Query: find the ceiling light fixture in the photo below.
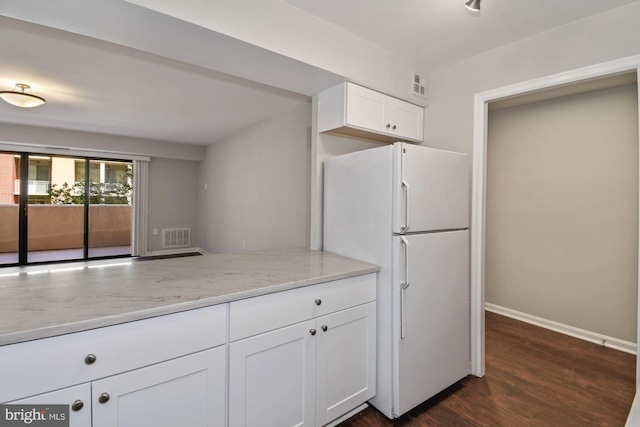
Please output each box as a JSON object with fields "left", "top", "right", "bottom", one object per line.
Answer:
{"left": 0, "top": 83, "right": 46, "bottom": 108}
{"left": 465, "top": 0, "right": 481, "bottom": 12}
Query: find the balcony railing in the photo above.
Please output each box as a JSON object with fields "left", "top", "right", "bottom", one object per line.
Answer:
{"left": 13, "top": 180, "right": 52, "bottom": 195}
{"left": 0, "top": 204, "right": 132, "bottom": 253}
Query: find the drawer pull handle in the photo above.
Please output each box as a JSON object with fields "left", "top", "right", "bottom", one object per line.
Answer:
{"left": 321, "top": 325, "right": 328, "bottom": 332}
{"left": 71, "top": 400, "right": 84, "bottom": 412}
{"left": 315, "top": 299, "right": 322, "bottom": 306}
{"left": 310, "top": 329, "right": 317, "bottom": 336}
{"left": 98, "top": 392, "right": 110, "bottom": 404}
{"left": 84, "top": 354, "right": 97, "bottom": 365}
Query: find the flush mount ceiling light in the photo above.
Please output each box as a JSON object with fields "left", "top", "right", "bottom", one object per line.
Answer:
{"left": 0, "top": 83, "right": 46, "bottom": 108}
{"left": 465, "top": 0, "right": 481, "bottom": 12}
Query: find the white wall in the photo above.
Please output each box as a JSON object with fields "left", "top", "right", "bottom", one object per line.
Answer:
{"left": 486, "top": 84, "right": 639, "bottom": 342}
{"left": 0, "top": 123, "right": 206, "bottom": 161}
{"left": 0, "top": 123, "right": 205, "bottom": 255}
{"left": 199, "top": 104, "right": 311, "bottom": 253}
{"left": 426, "top": 2, "right": 640, "bottom": 155}
{"left": 123, "top": 0, "right": 427, "bottom": 105}
{"left": 147, "top": 157, "right": 201, "bottom": 253}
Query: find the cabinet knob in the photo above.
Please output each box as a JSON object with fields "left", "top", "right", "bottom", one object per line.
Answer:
{"left": 315, "top": 299, "right": 322, "bottom": 306}
{"left": 386, "top": 123, "right": 391, "bottom": 129}
{"left": 84, "top": 354, "right": 97, "bottom": 365}
{"left": 71, "top": 400, "right": 84, "bottom": 412}
{"left": 310, "top": 329, "right": 317, "bottom": 336}
{"left": 321, "top": 325, "right": 328, "bottom": 332}
{"left": 392, "top": 125, "right": 397, "bottom": 130}
{"left": 98, "top": 392, "right": 110, "bottom": 404}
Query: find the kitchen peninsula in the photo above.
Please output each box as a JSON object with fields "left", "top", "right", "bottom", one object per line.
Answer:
{"left": 0, "top": 247, "right": 379, "bottom": 427}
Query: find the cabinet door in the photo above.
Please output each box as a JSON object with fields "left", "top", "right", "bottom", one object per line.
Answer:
{"left": 345, "top": 83, "right": 387, "bottom": 134}
{"left": 8, "top": 383, "right": 92, "bottom": 427}
{"left": 388, "top": 98, "right": 424, "bottom": 142}
{"left": 316, "top": 303, "right": 377, "bottom": 426}
{"left": 92, "top": 347, "right": 225, "bottom": 427}
{"left": 229, "top": 320, "right": 317, "bottom": 427}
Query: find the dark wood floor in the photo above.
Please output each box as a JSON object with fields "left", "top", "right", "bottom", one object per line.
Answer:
{"left": 339, "top": 311, "right": 636, "bottom": 427}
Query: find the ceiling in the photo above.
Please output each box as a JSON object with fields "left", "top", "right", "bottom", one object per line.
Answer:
{"left": 1, "top": 0, "right": 638, "bottom": 147}
{"left": 284, "top": 0, "right": 640, "bottom": 71}
{"left": 0, "top": 15, "right": 316, "bottom": 146}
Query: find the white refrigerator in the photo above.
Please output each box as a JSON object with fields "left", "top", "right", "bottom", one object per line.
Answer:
{"left": 323, "top": 142, "right": 470, "bottom": 419}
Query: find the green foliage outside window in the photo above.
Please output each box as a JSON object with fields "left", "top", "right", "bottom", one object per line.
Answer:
{"left": 49, "top": 167, "right": 132, "bottom": 205}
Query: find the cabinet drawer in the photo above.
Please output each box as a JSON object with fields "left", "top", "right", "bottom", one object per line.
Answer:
{"left": 0, "top": 304, "right": 227, "bottom": 403}
{"left": 229, "top": 273, "right": 376, "bottom": 341}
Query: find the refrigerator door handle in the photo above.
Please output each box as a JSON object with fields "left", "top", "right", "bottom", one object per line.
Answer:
{"left": 401, "top": 236, "right": 409, "bottom": 285}
{"left": 400, "top": 236, "right": 410, "bottom": 339}
{"left": 401, "top": 282, "right": 410, "bottom": 339}
{"left": 400, "top": 180, "right": 410, "bottom": 233}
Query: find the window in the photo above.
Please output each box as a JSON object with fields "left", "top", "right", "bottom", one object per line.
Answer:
{"left": 0, "top": 151, "right": 135, "bottom": 266}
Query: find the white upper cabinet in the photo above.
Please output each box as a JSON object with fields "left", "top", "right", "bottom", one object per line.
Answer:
{"left": 318, "top": 82, "right": 424, "bottom": 143}
{"left": 344, "top": 83, "right": 388, "bottom": 135}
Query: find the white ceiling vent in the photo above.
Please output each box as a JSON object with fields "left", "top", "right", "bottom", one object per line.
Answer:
{"left": 411, "top": 71, "right": 427, "bottom": 99}
{"left": 162, "top": 228, "right": 191, "bottom": 248}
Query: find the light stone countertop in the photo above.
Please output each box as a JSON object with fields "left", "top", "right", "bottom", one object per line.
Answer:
{"left": 0, "top": 247, "right": 379, "bottom": 346}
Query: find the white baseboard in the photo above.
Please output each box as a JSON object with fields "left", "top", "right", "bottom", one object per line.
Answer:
{"left": 145, "top": 247, "right": 203, "bottom": 257}
{"left": 485, "top": 303, "right": 637, "bottom": 355}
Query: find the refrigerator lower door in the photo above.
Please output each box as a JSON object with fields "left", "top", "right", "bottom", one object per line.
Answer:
{"left": 392, "top": 230, "right": 470, "bottom": 417}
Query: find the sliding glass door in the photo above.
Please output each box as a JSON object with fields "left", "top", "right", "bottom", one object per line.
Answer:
{"left": 88, "top": 159, "right": 132, "bottom": 258}
{"left": 0, "top": 151, "right": 133, "bottom": 266}
{"left": 28, "top": 155, "right": 85, "bottom": 263}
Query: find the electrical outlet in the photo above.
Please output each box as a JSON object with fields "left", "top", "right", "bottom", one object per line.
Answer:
{"left": 152, "top": 228, "right": 158, "bottom": 235}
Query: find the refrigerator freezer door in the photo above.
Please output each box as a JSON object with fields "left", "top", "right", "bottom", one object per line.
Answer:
{"left": 393, "top": 230, "right": 470, "bottom": 417}
{"left": 393, "top": 143, "right": 469, "bottom": 234}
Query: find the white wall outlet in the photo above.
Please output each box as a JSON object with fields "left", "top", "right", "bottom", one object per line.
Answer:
{"left": 411, "top": 71, "right": 428, "bottom": 99}
{"left": 152, "top": 228, "right": 158, "bottom": 235}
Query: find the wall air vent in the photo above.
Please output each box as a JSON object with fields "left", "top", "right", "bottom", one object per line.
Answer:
{"left": 412, "top": 71, "right": 427, "bottom": 99}
{"left": 162, "top": 228, "right": 191, "bottom": 248}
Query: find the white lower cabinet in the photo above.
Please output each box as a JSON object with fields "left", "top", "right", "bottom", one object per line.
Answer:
{"left": 3, "top": 274, "right": 377, "bottom": 427}
{"left": 1, "top": 305, "right": 228, "bottom": 427}
{"left": 229, "top": 320, "right": 317, "bottom": 427}
{"left": 8, "top": 348, "right": 226, "bottom": 427}
{"left": 229, "top": 302, "right": 376, "bottom": 427}
{"left": 315, "top": 303, "right": 376, "bottom": 427}
{"left": 93, "top": 347, "right": 226, "bottom": 427}
{"left": 9, "top": 384, "right": 92, "bottom": 427}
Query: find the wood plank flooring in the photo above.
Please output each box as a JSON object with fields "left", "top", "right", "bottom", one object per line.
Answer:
{"left": 338, "top": 311, "right": 636, "bottom": 426}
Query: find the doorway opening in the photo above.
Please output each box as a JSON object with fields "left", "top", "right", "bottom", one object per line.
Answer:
{"left": 485, "top": 80, "right": 638, "bottom": 349}
{"left": 470, "top": 55, "right": 640, "bottom": 383}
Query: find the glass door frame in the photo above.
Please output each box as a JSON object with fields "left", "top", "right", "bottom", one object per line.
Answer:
{"left": 7, "top": 152, "right": 133, "bottom": 266}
